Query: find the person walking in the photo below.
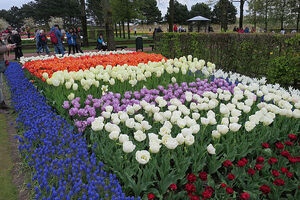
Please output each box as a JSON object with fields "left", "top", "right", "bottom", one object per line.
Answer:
{"left": 37, "top": 30, "right": 50, "bottom": 55}
{"left": 74, "top": 28, "right": 83, "bottom": 53}
{"left": 50, "top": 25, "right": 64, "bottom": 55}
{"left": 0, "top": 41, "right": 15, "bottom": 109}
{"left": 11, "top": 30, "right": 23, "bottom": 60}
{"left": 34, "top": 29, "right": 41, "bottom": 54}
{"left": 66, "top": 28, "right": 76, "bottom": 55}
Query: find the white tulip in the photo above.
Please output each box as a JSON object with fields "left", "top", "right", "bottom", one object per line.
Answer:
{"left": 149, "top": 142, "right": 161, "bottom": 153}
{"left": 119, "top": 134, "right": 129, "bottom": 144}
{"left": 245, "top": 121, "right": 256, "bottom": 132}
{"left": 123, "top": 141, "right": 136, "bottom": 153}
{"left": 176, "top": 133, "right": 185, "bottom": 145}
{"left": 229, "top": 123, "right": 242, "bottom": 132}
{"left": 217, "top": 124, "right": 229, "bottom": 135}
{"left": 184, "top": 134, "right": 195, "bottom": 146}
{"left": 72, "top": 83, "right": 78, "bottom": 90}
{"left": 221, "top": 118, "right": 229, "bottom": 126}
{"left": 109, "top": 131, "right": 120, "bottom": 140}
{"left": 207, "top": 144, "right": 216, "bottom": 154}
{"left": 67, "top": 93, "right": 75, "bottom": 101}
{"left": 135, "top": 150, "right": 150, "bottom": 164}
{"left": 165, "top": 137, "right": 179, "bottom": 149}
{"left": 201, "top": 117, "right": 209, "bottom": 125}
{"left": 134, "top": 130, "right": 147, "bottom": 142}
{"left": 211, "top": 130, "right": 221, "bottom": 139}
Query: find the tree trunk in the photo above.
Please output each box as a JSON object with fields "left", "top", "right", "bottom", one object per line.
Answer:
{"left": 168, "top": 0, "right": 174, "bottom": 32}
{"left": 103, "top": 0, "right": 115, "bottom": 50}
{"left": 297, "top": 9, "right": 300, "bottom": 31}
{"left": 79, "top": 0, "right": 89, "bottom": 46}
{"left": 127, "top": 20, "right": 130, "bottom": 39}
{"left": 119, "top": 22, "right": 122, "bottom": 38}
{"left": 280, "top": 0, "right": 286, "bottom": 30}
{"left": 264, "top": 0, "right": 268, "bottom": 31}
{"left": 115, "top": 23, "right": 118, "bottom": 38}
{"left": 254, "top": 10, "right": 257, "bottom": 29}
{"left": 239, "top": 0, "right": 245, "bottom": 29}
{"left": 122, "top": 21, "right": 125, "bottom": 39}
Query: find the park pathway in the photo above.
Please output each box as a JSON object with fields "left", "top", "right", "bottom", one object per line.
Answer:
{"left": 0, "top": 78, "right": 29, "bottom": 200}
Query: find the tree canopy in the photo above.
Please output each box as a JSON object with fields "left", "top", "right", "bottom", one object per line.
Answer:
{"left": 165, "top": 0, "right": 190, "bottom": 24}
{"left": 190, "top": 3, "right": 212, "bottom": 19}
{"left": 212, "top": 0, "right": 237, "bottom": 31}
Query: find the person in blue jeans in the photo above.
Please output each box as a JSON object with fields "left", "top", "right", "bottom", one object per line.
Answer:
{"left": 37, "top": 30, "right": 50, "bottom": 55}
{"left": 66, "top": 28, "right": 77, "bottom": 55}
{"left": 50, "top": 25, "right": 64, "bottom": 55}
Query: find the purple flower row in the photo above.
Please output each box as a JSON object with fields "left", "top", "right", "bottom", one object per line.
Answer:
{"left": 63, "top": 78, "right": 236, "bottom": 132}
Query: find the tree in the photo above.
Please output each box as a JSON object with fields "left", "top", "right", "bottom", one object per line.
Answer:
{"left": 169, "top": 0, "right": 174, "bottom": 32}
{"left": 78, "top": 0, "right": 89, "bottom": 46}
{"left": 103, "top": 0, "right": 115, "bottom": 50}
{"left": 189, "top": 3, "right": 212, "bottom": 19}
{"left": 137, "top": 0, "right": 162, "bottom": 24}
{"left": 0, "top": 18, "right": 9, "bottom": 32}
{"left": 87, "top": 0, "right": 104, "bottom": 26}
{"left": 23, "top": 17, "right": 35, "bottom": 29}
{"left": 166, "top": 0, "right": 190, "bottom": 26}
{"left": 33, "top": 0, "right": 81, "bottom": 26}
{"left": 288, "top": 0, "right": 300, "bottom": 31}
{"left": 212, "top": 0, "right": 237, "bottom": 31}
{"left": 0, "top": 6, "right": 23, "bottom": 28}
{"left": 48, "top": 17, "right": 64, "bottom": 28}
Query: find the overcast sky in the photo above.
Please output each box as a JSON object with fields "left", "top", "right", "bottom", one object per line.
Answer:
{"left": 0, "top": 0, "right": 243, "bottom": 16}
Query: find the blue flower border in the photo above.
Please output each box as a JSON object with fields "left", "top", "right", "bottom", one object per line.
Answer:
{"left": 5, "top": 62, "right": 138, "bottom": 200}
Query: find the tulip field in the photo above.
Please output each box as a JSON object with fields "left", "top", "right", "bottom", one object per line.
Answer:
{"left": 5, "top": 50, "right": 300, "bottom": 200}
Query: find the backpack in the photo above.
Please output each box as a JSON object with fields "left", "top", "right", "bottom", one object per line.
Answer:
{"left": 50, "top": 30, "right": 58, "bottom": 44}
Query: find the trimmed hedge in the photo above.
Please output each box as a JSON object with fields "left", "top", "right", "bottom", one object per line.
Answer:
{"left": 155, "top": 33, "right": 300, "bottom": 87}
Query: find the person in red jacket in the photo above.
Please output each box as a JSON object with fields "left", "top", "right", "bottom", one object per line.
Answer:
{"left": 173, "top": 24, "right": 178, "bottom": 32}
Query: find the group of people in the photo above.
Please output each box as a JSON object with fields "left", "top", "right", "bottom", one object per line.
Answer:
{"left": 35, "top": 25, "right": 83, "bottom": 56}
{"left": 233, "top": 26, "right": 255, "bottom": 33}
{"left": 1, "top": 26, "right": 23, "bottom": 60}
{"left": 173, "top": 24, "right": 187, "bottom": 32}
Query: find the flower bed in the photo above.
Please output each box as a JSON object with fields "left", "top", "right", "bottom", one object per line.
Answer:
{"left": 5, "top": 62, "right": 136, "bottom": 200}
{"left": 10, "top": 51, "right": 300, "bottom": 199}
{"left": 23, "top": 52, "right": 167, "bottom": 79}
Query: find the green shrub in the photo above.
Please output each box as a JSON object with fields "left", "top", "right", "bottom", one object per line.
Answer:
{"left": 268, "top": 55, "right": 300, "bottom": 86}
{"left": 155, "top": 33, "right": 300, "bottom": 88}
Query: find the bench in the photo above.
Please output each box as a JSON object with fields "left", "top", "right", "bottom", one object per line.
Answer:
{"left": 149, "top": 44, "right": 155, "bottom": 51}
{"left": 116, "top": 45, "right": 128, "bottom": 50}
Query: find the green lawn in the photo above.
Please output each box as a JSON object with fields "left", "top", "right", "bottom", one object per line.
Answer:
{"left": 0, "top": 114, "right": 18, "bottom": 200}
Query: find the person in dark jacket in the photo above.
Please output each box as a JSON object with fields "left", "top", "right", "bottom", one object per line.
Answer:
{"left": 66, "top": 28, "right": 76, "bottom": 55}
{"left": 11, "top": 30, "right": 23, "bottom": 60}
{"left": 74, "top": 28, "right": 83, "bottom": 53}
{"left": 37, "top": 30, "right": 50, "bottom": 55}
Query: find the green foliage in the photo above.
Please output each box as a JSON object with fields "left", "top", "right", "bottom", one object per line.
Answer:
{"left": 268, "top": 55, "right": 300, "bottom": 86}
{"left": 165, "top": 0, "right": 190, "bottom": 25}
{"left": 212, "top": 0, "right": 237, "bottom": 31}
{"left": 190, "top": 3, "right": 212, "bottom": 19}
{"left": 136, "top": 0, "right": 162, "bottom": 24}
{"left": 155, "top": 33, "right": 300, "bottom": 87}
{"left": 87, "top": 0, "right": 104, "bottom": 26}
